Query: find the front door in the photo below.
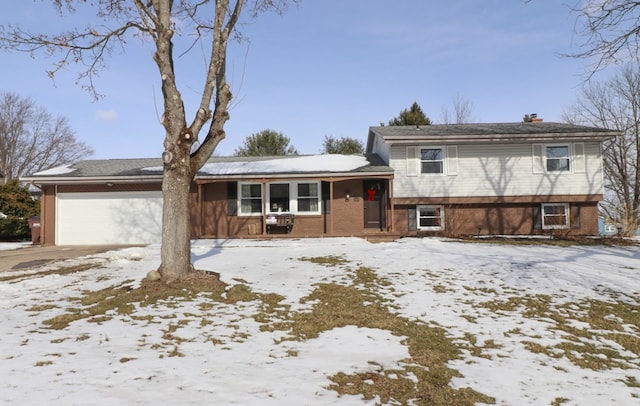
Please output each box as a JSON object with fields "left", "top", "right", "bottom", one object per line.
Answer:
{"left": 363, "top": 180, "right": 386, "bottom": 230}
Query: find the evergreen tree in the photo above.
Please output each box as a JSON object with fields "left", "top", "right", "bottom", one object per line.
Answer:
{"left": 388, "top": 102, "right": 432, "bottom": 126}
{"left": 234, "top": 129, "right": 299, "bottom": 156}
{"left": 321, "top": 136, "right": 364, "bottom": 154}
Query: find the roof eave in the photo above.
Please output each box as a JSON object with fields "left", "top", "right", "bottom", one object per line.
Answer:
{"left": 195, "top": 170, "right": 393, "bottom": 180}
{"left": 379, "top": 132, "right": 620, "bottom": 144}
{"left": 20, "top": 175, "right": 164, "bottom": 185}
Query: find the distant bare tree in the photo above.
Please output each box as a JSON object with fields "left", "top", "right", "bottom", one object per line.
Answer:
{"left": 440, "top": 94, "right": 474, "bottom": 124}
{"left": 0, "top": 92, "right": 93, "bottom": 181}
{"left": 563, "top": 64, "right": 640, "bottom": 235}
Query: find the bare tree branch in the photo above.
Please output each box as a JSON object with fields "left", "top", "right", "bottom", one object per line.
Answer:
{"left": 570, "top": 0, "right": 640, "bottom": 76}
{"left": 0, "top": 92, "right": 93, "bottom": 180}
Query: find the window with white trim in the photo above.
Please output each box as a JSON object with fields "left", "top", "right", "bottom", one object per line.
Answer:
{"left": 239, "top": 183, "right": 262, "bottom": 215}
{"left": 267, "top": 181, "right": 321, "bottom": 215}
{"left": 297, "top": 183, "right": 319, "bottom": 213}
{"left": 420, "top": 148, "right": 444, "bottom": 174}
{"left": 269, "top": 183, "right": 290, "bottom": 212}
{"left": 541, "top": 203, "right": 569, "bottom": 229}
{"left": 417, "top": 205, "right": 444, "bottom": 230}
{"left": 546, "top": 145, "right": 570, "bottom": 172}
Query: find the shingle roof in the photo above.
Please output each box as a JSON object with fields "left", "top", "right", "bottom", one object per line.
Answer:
{"left": 367, "top": 122, "right": 620, "bottom": 152}
{"left": 21, "top": 154, "right": 392, "bottom": 183}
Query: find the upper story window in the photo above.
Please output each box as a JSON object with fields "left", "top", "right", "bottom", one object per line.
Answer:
{"left": 420, "top": 148, "right": 444, "bottom": 174}
{"left": 533, "top": 143, "right": 584, "bottom": 175}
{"left": 239, "top": 183, "right": 262, "bottom": 215}
{"left": 546, "top": 145, "right": 570, "bottom": 172}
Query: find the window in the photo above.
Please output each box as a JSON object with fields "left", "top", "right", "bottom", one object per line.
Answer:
{"left": 542, "top": 204, "right": 569, "bottom": 229}
{"left": 420, "top": 148, "right": 444, "bottom": 174}
{"left": 239, "top": 183, "right": 262, "bottom": 215}
{"left": 267, "top": 181, "right": 321, "bottom": 215}
{"left": 417, "top": 205, "right": 444, "bottom": 231}
{"left": 269, "top": 183, "right": 290, "bottom": 212}
{"left": 297, "top": 183, "right": 319, "bottom": 213}
{"left": 546, "top": 145, "right": 570, "bottom": 172}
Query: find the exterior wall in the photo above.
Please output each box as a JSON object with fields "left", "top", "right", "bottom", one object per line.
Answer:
{"left": 394, "top": 198, "right": 600, "bottom": 237}
{"left": 39, "top": 183, "right": 162, "bottom": 245}
{"left": 329, "top": 179, "right": 366, "bottom": 235}
{"left": 390, "top": 142, "right": 604, "bottom": 199}
{"left": 194, "top": 179, "right": 373, "bottom": 238}
{"left": 40, "top": 185, "right": 56, "bottom": 245}
{"left": 371, "top": 133, "right": 391, "bottom": 163}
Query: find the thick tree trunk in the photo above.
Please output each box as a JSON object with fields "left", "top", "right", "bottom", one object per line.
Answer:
{"left": 158, "top": 158, "right": 194, "bottom": 283}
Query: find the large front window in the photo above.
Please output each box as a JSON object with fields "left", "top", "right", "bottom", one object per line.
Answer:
{"left": 542, "top": 203, "right": 569, "bottom": 229}
{"left": 240, "top": 183, "right": 262, "bottom": 215}
{"left": 417, "top": 205, "right": 444, "bottom": 230}
{"left": 420, "top": 148, "right": 444, "bottom": 174}
{"left": 267, "top": 181, "right": 321, "bottom": 214}
{"left": 269, "top": 183, "right": 290, "bottom": 212}
{"left": 546, "top": 145, "right": 570, "bottom": 172}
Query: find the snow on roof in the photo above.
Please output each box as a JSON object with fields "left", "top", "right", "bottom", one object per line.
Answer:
{"left": 32, "top": 164, "right": 76, "bottom": 176}
{"left": 144, "top": 155, "right": 371, "bottom": 175}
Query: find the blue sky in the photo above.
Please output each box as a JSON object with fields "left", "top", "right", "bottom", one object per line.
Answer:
{"left": 0, "top": 1, "right": 604, "bottom": 159}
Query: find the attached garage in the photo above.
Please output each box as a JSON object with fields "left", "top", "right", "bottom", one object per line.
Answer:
{"left": 56, "top": 191, "right": 163, "bottom": 245}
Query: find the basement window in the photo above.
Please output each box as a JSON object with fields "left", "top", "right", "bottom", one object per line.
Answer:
{"left": 541, "top": 203, "right": 569, "bottom": 229}
{"left": 417, "top": 205, "right": 444, "bottom": 231}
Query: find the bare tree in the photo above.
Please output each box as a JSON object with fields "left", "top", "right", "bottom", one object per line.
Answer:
{"left": 571, "top": 1, "right": 640, "bottom": 74}
{"left": 563, "top": 64, "right": 640, "bottom": 235}
{"left": 0, "top": 92, "right": 93, "bottom": 181}
{"left": 0, "top": 0, "right": 295, "bottom": 282}
{"left": 440, "top": 94, "right": 474, "bottom": 124}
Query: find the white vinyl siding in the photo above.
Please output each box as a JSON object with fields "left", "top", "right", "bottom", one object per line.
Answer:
{"left": 390, "top": 142, "right": 603, "bottom": 198}
{"left": 56, "top": 191, "right": 162, "bottom": 245}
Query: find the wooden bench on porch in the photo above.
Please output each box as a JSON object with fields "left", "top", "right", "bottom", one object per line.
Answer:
{"left": 266, "top": 213, "right": 295, "bottom": 234}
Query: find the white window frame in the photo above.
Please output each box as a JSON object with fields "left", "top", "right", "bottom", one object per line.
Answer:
{"left": 266, "top": 181, "right": 321, "bottom": 215}
{"left": 296, "top": 182, "right": 320, "bottom": 213}
{"left": 541, "top": 203, "right": 570, "bottom": 229}
{"left": 417, "top": 205, "right": 445, "bottom": 231}
{"left": 420, "top": 147, "right": 445, "bottom": 175}
{"left": 238, "top": 182, "right": 263, "bottom": 216}
{"left": 545, "top": 144, "right": 571, "bottom": 172}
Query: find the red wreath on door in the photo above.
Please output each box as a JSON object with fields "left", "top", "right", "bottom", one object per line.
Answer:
{"left": 367, "top": 188, "right": 376, "bottom": 201}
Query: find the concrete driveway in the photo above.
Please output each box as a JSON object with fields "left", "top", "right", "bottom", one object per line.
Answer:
{"left": 0, "top": 245, "right": 134, "bottom": 271}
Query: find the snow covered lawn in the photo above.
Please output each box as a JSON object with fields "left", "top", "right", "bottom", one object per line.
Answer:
{"left": 1, "top": 237, "right": 640, "bottom": 405}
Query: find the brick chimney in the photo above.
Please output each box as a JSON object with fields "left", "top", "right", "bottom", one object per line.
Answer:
{"left": 530, "top": 113, "right": 543, "bottom": 123}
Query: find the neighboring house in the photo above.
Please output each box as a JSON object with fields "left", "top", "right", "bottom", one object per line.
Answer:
{"left": 366, "top": 122, "right": 618, "bottom": 237}
{"left": 20, "top": 122, "right": 619, "bottom": 245}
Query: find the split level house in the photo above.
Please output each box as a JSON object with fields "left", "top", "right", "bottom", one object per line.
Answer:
{"left": 21, "top": 122, "right": 619, "bottom": 245}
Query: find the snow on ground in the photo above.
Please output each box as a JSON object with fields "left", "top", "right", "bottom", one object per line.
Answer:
{"left": 1, "top": 237, "right": 640, "bottom": 405}
{"left": 0, "top": 242, "right": 32, "bottom": 251}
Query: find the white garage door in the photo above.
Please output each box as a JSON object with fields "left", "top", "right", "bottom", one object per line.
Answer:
{"left": 56, "top": 191, "right": 163, "bottom": 245}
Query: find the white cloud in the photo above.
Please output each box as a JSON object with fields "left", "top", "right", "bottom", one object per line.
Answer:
{"left": 95, "top": 109, "right": 119, "bottom": 123}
